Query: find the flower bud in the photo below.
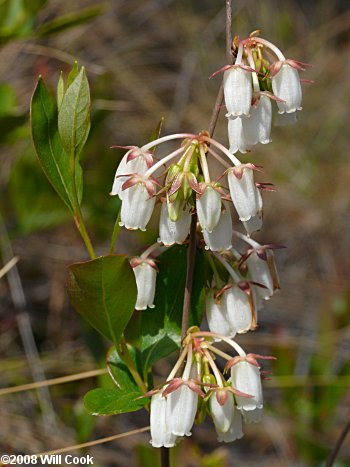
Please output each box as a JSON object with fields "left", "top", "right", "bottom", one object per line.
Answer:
{"left": 231, "top": 360, "right": 263, "bottom": 411}
{"left": 150, "top": 393, "right": 177, "bottom": 448}
{"left": 131, "top": 260, "right": 157, "bottom": 310}
{"left": 272, "top": 63, "right": 302, "bottom": 114}
{"left": 196, "top": 186, "right": 222, "bottom": 233}
{"left": 120, "top": 183, "right": 156, "bottom": 231}
{"left": 158, "top": 202, "right": 191, "bottom": 246}
{"left": 224, "top": 67, "right": 252, "bottom": 118}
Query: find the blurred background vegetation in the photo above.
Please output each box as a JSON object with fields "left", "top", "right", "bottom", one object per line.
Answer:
{"left": 0, "top": 0, "right": 349, "bottom": 466}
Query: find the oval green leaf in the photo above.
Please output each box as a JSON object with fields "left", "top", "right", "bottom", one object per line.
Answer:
{"left": 67, "top": 255, "right": 137, "bottom": 344}
{"left": 84, "top": 388, "right": 147, "bottom": 416}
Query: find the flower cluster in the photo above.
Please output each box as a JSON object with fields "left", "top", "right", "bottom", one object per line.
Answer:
{"left": 214, "top": 31, "right": 311, "bottom": 153}
{"left": 144, "top": 328, "right": 275, "bottom": 447}
{"left": 109, "top": 31, "right": 309, "bottom": 447}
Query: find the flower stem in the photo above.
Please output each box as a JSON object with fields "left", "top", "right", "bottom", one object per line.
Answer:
{"left": 145, "top": 147, "right": 185, "bottom": 178}
{"left": 118, "top": 338, "right": 147, "bottom": 393}
{"left": 160, "top": 448, "right": 170, "bottom": 467}
{"left": 199, "top": 145, "right": 211, "bottom": 183}
{"left": 70, "top": 154, "right": 96, "bottom": 260}
{"left": 109, "top": 210, "right": 121, "bottom": 254}
{"left": 181, "top": 214, "right": 197, "bottom": 341}
{"left": 142, "top": 133, "right": 195, "bottom": 152}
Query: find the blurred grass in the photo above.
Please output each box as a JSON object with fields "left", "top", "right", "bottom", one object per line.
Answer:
{"left": 0, "top": 0, "right": 349, "bottom": 466}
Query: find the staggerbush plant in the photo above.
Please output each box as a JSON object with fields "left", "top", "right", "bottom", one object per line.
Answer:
{"left": 30, "top": 2, "right": 311, "bottom": 463}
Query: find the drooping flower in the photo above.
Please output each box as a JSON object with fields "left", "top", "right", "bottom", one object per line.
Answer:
{"left": 209, "top": 390, "right": 234, "bottom": 433}
{"left": 130, "top": 257, "right": 158, "bottom": 310}
{"left": 227, "top": 164, "right": 263, "bottom": 231}
{"left": 164, "top": 355, "right": 201, "bottom": 437}
{"left": 216, "top": 404, "right": 244, "bottom": 443}
{"left": 243, "top": 95, "right": 272, "bottom": 146}
{"left": 205, "top": 288, "right": 236, "bottom": 337}
{"left": 225, "top": 283, "right": 256, "bottom": 334}
{"left": 227, "top": 117, "right": 252, "bottom": 155}
{"left": 158, "top": 202, "right": 192, "bottom": 246}
{"left": 196, "top": 185, "right": 222, "bottom": 233}
{"left": 245, "top": 249, "right": 280, "bottom": 300}
{"left": 271, "top": 62, "right": 302, "bottom": 114}
{"left": 110, "top": 147, "right": 153, "bottom": 199}
{"left": 203, "top": 204, "right": 232, "bottom": 251}
{"left": 224, "top": 66, "right": 253, "bottom": 118}
{"left": 150, "top": 393, "right": 177, "bottom": 447}
{"left": 230, "top": 359, "right": 263, "bottom": 411}
{"left": 119, "top": 175, "right": 157, "bottom": 231}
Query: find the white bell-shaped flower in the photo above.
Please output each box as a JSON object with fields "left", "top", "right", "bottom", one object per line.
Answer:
{"left": 196, "top": 186, "right": 221, "bottom": 233}
{"left": 210, "top": 391, "right": 234, "bottom": 433}
{"left": 120, "top": 183, "right": 156, "bottom": 231}
{"left": 241, "top": 407, "right": 263, "bottom": 424}
{"left": 203, "top": 206, "right": 232, "bottom": 251}
{"left": 216, "top": 404, "right": 244, "bottom": 443}
{"left": 111, "top": 149, "right": 150, "bottom": 199}
{"left": 243, "top": 96, "right": 272, "bottom": 146}
{"left": 158, "top": 202, "right": 191, "bottom": 246}
{"left": 224, "top": 67, "right": 252, "bottom": 118}
{"left": 246, "top": 250, "right": 279, "bottom": 300}
{"left": 150, "top": 393, "right": 177, "bottom": 448}
{"left": 225, "top": 285, "right": 255, "bottom": 334}
{"left": 227, "top": 117, "right": 252, "bottom": 154}
{"left": 231, "top": 360, "right": 263, "bottom": 411}
{"left": 272, "top": 63, "right": 302, "bottom": 114}
{"left": 166, "top": 383, "right": 198, "bottom": 437}
{"left": 205, "top": 289, "right": 236, "bottom": 337}
{"left": 132, "top": 260, "right": 157, "bottom": 310}
{"left": 227, "top": 166, "right": 262, "bottom": 223}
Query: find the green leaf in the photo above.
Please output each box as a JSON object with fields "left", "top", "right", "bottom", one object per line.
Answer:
{"left": 148, "top": 117, "right": 164, "bottom": 153}
{"left": 67, "top": 255, "right": 137, "bottom": 343}
{"left": 106, "top": 346, "right": 139, "bottom": 391}
{"left": 66, "top": 61, "right": 79, "bottom": 89}
{"left": 58, "top": 67, "right": 91, "bottom": 158}
{"left": 140, "top": 246, "right": 206, "bottom": 371}
{"left": 35, "top": 5, "right": 105, "bottom": 37}
{"left": 84, "top": 388, "right": 147, "bottom": 416}
{"left": 30, "top": 77, "right": 83, "bottom": 212}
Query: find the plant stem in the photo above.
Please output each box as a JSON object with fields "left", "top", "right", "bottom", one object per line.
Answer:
{"left": 325, "top": 415, "right": 350, "bottom": 467}
{"left": 207, "top": 0, "right": 234, "bottom": 138}
{"left": 161, "top": 448, "right": 170, "bottom": 467}
{"left": 69, "top": 155, "right": 96, "bottom": 259}
{"left": 109, "top": 210, "right": 121, "bottom": 254}
{"left": 119, "top": 338, "right": 148, "bottom": 393}
{"left": 181, "top": 214, "right": 197, "bottom": 341}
